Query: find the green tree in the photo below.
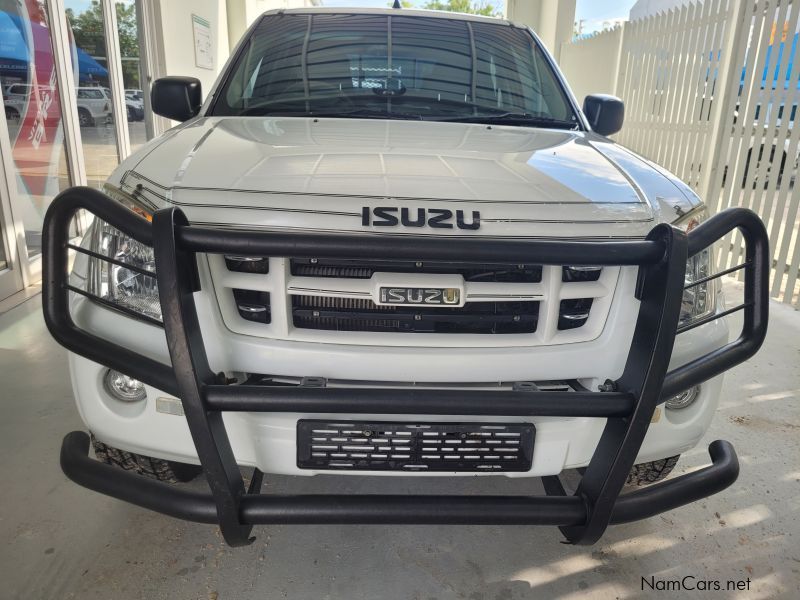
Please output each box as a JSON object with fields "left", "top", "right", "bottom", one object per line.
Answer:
{"left": 387, "top": 1, "right": 415, "bottom": 7}
{"left": 422, "top": 0, "right": 500, "bottom": 17}
{"left": 66, "top": 1, "right": 140, "bottom": 89}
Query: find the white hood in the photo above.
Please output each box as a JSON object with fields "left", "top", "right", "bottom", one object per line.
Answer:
{"left": 115, "top": 117, "right": 698, "bottom": 238}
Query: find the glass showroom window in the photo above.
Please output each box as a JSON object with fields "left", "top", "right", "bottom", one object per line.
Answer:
{"left": 0, "top": 203, "right": 7, "bottom": 271}
{"left": 65, "top": 0, "right": 121, "bottom": 189}
{"left": 1, "top": 0, "right": 74, "bottom": 260}
{"left": 118, "top": 0, "right": 145, "bottom": 152}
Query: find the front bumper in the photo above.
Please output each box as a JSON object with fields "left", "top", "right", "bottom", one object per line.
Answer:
{"left": 61, "top": 430, "right": 739, "bottom": 527}
{"left": 42, "top": 187, "right": 769, "bottom": 546}
{"left": 67, "top": 351, "right": 726, "bottom": 477}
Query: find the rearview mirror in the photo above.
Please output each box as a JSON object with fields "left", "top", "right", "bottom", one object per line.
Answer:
{"left": 583, "top": 94, "right": 624, "bottom": 137}
{"left": 151, "top": 77, "right": 202, "bottom": 122}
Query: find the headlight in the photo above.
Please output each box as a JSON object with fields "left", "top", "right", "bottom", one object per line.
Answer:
{"left": 80, "top": 192, "right": 161, "bottom": 322}
{"left": 674, "top": 209, "right": 717, "bottom": 328}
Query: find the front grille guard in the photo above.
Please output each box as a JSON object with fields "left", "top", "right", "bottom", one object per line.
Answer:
{"left": 43, "top": 187, "right": 769, "bottom": 547}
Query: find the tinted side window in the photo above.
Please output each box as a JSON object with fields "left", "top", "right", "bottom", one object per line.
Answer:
{"left": 78, "top": 89, "right": 102, "bottom": 99}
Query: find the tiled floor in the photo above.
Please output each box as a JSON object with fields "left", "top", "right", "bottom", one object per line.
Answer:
{"left": 0, "top": 283, "right": 797, "bottom": 599}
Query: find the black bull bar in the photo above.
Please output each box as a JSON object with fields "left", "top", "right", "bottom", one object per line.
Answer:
{"left": 43, "top": 187, "right": 769, "bottom": 546}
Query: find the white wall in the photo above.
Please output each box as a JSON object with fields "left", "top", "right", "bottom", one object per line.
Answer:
{"left": 507, "top": 0, "right": 576, "bottom": 61}
{"left": 559, "top": 25, "right": 624, "bottom": 104}
{"left": 154, "top": 0, "right": 230, "bottom": 94}
{"left": 227, "top": 0, "right": 320, "bottom": 51}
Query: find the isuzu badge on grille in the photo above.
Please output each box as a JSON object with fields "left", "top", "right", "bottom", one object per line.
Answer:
{"left": 378, "top": 287, "right": 461, "bottom": 306}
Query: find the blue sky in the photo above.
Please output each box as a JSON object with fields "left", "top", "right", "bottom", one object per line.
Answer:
{"left": 576, "top": 0, "right": 636, "bottom": 23}
{"left": 322, "top": 0, "right": 637, "bottom": 22}
{"left": 64, "top": 0, "right": 97, "bottom": 11}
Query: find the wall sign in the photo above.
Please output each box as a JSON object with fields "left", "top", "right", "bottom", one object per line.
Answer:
{"left": 191, "top": 14, "right": 213, "bottom": 70}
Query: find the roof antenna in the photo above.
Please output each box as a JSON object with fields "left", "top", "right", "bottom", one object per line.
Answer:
{"left": 392, "top": 0, "right": 402, "bottom": 8}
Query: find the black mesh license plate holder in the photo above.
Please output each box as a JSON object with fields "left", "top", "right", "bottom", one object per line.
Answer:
{"left": 297, "top": 420, "right": 535, "bottom": 472}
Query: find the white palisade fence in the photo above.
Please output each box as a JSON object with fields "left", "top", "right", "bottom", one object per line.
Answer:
{"left": 561, "top": 0, "right": 800, "bottom": 306}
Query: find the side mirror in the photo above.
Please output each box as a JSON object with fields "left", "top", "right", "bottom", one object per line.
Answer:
{"left": 151, "top": 77, "right": 202, "bottom": 122}
{"left": 583, "top": 94, "right": 624, "bottom": 136}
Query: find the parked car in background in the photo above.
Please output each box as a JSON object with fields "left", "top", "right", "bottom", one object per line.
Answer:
{"left": 2, "top": 83, "right": 28, "bottom": 123}
{"left": 125, "top": 98, "right": 144, "bottom": 122}
{"left": 3, "top": 83, "right": 61, "bottom": 123}
{"left": 75, "top": 86, "right": 113, "bottom": 127}
{"left": 740, "top": 100, "right": 797, "bottom": 189}
{"left": 4, "top": 83, "right": 112, "bottom": 127}
{"left": 737, "top": 29, "right": 799, "bottom": 188}
{"left": 109, "top": 88, "right": 144, "bottom": 122}
{"left": 4, "top": 82, "right": 145, "bottom": 127}
{"left": 125, "top": 89, "right": 143, "bottom": 106}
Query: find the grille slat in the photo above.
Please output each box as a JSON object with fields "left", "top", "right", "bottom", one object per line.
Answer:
{"left": 292, "top": 295, "right": 539, "bottom": 334}
{"left": 293, "top": 296, "right": 384, "bottom": 311}
{"left": 293, "top": 264, "right": 373, "bottom": 278}
{"left": 291, "top": 258, "right": 543, "bottom": 283}
{"left": 298, "top": 420, "right": 535, "bottom": 472}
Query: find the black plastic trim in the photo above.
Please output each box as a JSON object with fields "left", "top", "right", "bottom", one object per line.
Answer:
{"left": 42, "top": 187, "right": 769, "bottom": 547}
{"left": 204, "top": 386, "right": 635, "bottom": 417}
{"left": 661, "top": 208, "right": 769, "bottom": 399}
{"left": 61, "top": 431, "right": 739, "bottom": 526}
{"left": 177, "top": 224, "right": 664, "bottom": 265}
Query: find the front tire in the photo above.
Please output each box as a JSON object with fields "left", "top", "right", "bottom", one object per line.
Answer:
{"left": 625, "top": 455, "right": 679, "bottom": 486}
{"left": 91, "top": 435, "right": 202, "bottom": 483}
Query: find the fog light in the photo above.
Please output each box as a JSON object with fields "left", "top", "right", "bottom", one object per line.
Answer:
{"left": 665, "top": 385, "right": 700, "bottom": 410}
{"left": 103, "top": 369, "right": 147, "bottom": 402}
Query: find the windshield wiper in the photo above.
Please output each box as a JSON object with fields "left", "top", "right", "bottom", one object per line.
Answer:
{"left": 310, "top": 109, "right": 423, "bottom": 121}
{"left": 432, "top": 113, "right": 579, "bottom": 129}
{"left": 239, "top": 106, "right": 307, "bottom": 116}
{"left": 239, "top": 106, "right": 423, "bottom": 120}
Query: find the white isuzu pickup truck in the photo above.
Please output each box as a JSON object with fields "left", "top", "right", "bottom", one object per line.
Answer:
{"left": 43, "top": 7, "right": 770, "bottom": 546}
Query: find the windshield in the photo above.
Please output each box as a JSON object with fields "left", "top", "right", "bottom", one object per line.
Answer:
{"left": 211, "top": 13, "right": 579, "bottom": 128}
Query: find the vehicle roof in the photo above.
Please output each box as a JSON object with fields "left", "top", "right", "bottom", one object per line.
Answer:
{"left": 260, "top": 7, "right": 520, "bottom": 28}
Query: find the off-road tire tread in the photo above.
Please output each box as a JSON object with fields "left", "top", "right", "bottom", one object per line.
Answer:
{"left": 91, "top": 435, "right": 201, "bottom": 483}
{"left": 625, "top": 455, "right": 680, "bottom": 486}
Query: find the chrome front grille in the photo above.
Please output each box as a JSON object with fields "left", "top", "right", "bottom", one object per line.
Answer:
{"left": 207, "top": 254, "right": 621, "bottom": 347}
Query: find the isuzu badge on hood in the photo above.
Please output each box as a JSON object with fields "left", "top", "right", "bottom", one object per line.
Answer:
{"left": 362, "top": 207, "right": 480, "bottom": 230}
